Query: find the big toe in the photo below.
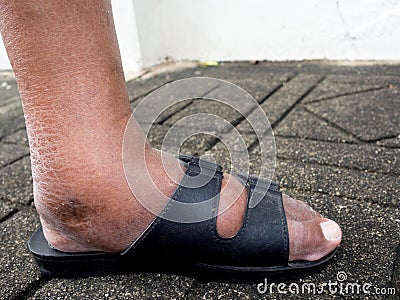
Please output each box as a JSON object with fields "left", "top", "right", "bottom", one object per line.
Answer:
{"left": 288, "top": 218, "right": 342, "bottom": 261}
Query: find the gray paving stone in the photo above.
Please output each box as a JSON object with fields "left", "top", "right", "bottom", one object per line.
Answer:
{"left": 211, "top": 131, "right": 257, "bottom": 153}
{"left": 218, "top": 61, "right": 400, "bottom": 78}
{"left": 236, "top": 74, "right": 323, "bottom": 135}
{"left": 126, "top": 74, "right": 173, "bottom": 101}
{"left": 203, "top": 147, "right": 249, "bottom": 175}
{"left": 0, "top": 209, "right": 41, "bottom": 300}
{"left": 305, "top": 89, "right": 400, "bottom": 141}
{"left": 273, "top": 159, "right": 399, "bottom": 206}
{"left": 234, "top": 115, "right": 275, "bottom": 140}
{"left": 217, "top": 137, "right": 399, "bottom": 206}
{"left": 31, "top": 274, "right": 193, "bottom": 300}
{"left": 175, "top": 63, "right": 293, "bottom": 85}
{"left": 316, "top": 73, "right": 400, "bottom": 86}
{"left": 130, "top": 92, "right": 192, "bottom": 125}
{"left": 163, "top": 75, "right": 290, "bottom": 133}
{"left": 212, "top": 74, "right": 290, "bottom": 102}
{"left": 0, "top": 143, "right": 29, "bottom": 168}
{"left": 161, "top": 85, "right": 258, "bottom": 131}
{"left": 0, "top": 200, "right": 17, "bottom": 221}
{"left": 204, "top": 146, "right": 253, "bottom": 176}
{"left": 0, "top": 100, "right": 25, "bottom": 138}
{"left": 173, "top": 68, "right": 292, "bottom": 102}
{"left": 133, "top": 79, "right": 221, "bottom": 125}
{"left": 273, "top": 106, "right": 357, "bottom": 143}
{"left": 206, "top": 135, "right": 275, "bottom": 177}
{"left": 126, "top": 65, "right": 241, "bottom": 102}
{"left": 188, "top": 280, "right": 345, "bottom": 299}
{"left": 0, "top": 156, "right": 33, "bottom": 204}
{"left": 303, "top": 74, "right": 397, "bottom": 104}
{"left": 305, "top": 83, "right": 381, "bottom": 104}
{"left": 275, "top": 136, "right": 400, "bottom": 176}
{"left": 164, "top": 99, "right": 244, "bottom": 133}
{"left": 1, "top": 128, "right": 29, "bottom": 146}
{"left": 146, "top": 124, "right": 216, "bottom": 155}
{"left": 261, "top": 73, "right": 323, "bottom": 125}
{"left": 126, "top": 66, "right": 264, "bottom": 105}
{"left": 0, "top": 73, "right": 20, "bottom": 104}
{"left": 275, "top": 61, "right": 400, "bottom": 77}
{"left": 134, "top": 99, "right": 194, "bottom": 125}
{"left": 0, "top": 95, "right": 20, "bottom": 109}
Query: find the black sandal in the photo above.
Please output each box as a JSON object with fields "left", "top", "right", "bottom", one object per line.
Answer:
{"left": 28, "top": 155, "right": 337, "bottom": 281}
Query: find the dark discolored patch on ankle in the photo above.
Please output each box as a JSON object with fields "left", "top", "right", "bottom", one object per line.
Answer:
{"left": 55, "top": 197, "right": 92, "bottom": 227}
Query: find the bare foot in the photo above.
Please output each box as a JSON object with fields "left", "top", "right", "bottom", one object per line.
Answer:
{"left": 36, "top": 120, "right": 341, "bottom": 261}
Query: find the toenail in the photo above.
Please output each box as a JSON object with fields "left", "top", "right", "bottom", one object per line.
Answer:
{"left": 320, "top": 220, "right": 341, "bottom": 241}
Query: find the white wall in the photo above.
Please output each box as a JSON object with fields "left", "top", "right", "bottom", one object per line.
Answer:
{"left": 0, "top": 0, "right": 142, "bottom": 75}
{"left": 1, "top": 0, "right": 400, "bottom": 72}
{"left": 111, "top": 0, "right": 142, "bottom": 74}
{"left": 0, "top": 38, "right": 11, "bottom": 70}
{"left": 134, "top": 0, "right": 400, "bottom": 67}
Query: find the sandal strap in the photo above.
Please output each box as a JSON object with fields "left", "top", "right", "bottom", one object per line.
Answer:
{"left": 236, "top": 175, "right": 289, "bottom": 265}
{"left": 161, "top": 155, "right": 223, "bottom": 223}
{"left": 124, "top": 155, "right": 223, "bottom": 258}
{"left": 236, "top": 173, "right": 280, "bottom": 191}
{"left": 125, "top": 156, "right": 289, "bottom": 267}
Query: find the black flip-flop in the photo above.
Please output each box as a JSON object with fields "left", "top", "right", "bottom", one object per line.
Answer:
{"left": 28, "top": 155, "right": 337, "bottom": 282}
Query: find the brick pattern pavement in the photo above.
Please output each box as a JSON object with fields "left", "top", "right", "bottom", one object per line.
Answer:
{"left": 0, "top": 62, "right": 399, "bottom": 299}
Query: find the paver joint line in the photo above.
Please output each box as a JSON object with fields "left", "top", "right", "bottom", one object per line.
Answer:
{"left": 301, "top": 105, "right": 366, "bottom": 143}
{"left": 271, "top": 76, "right": 326, "bottom": 129}
{"left": 274, "top": 134, "right": 359, "bottom": 146}
{"left": 0, "top": 153, "right": 30, "bottom": 169}
{"left": 157, "top": 83, "right": 223, "bottom": 125}
{"left": 0, "top": 208, "right": 18, "bottom": 224}
{"left": 304, "top": 86, "right": 387, "bottom": 105}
